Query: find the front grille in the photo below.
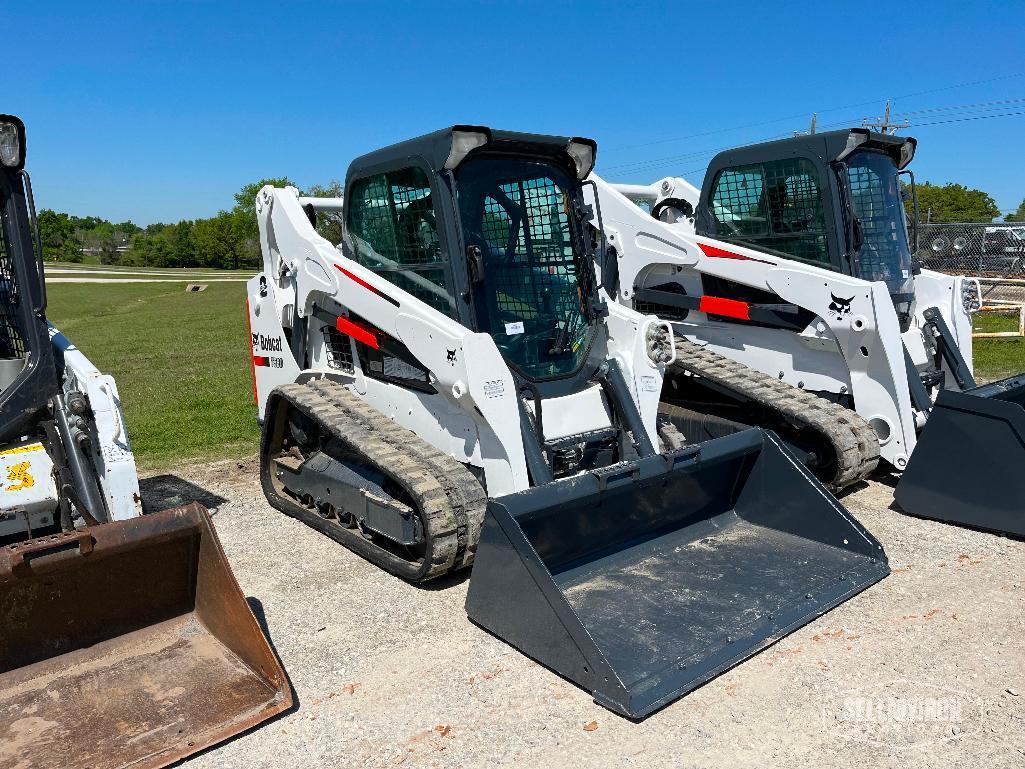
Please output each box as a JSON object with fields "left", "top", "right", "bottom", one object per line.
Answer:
{"left": 322, "top": 327, "right": 354, "bottom": 373}
{"left": 0, "top": 212, "right": 25, "bottom": 359}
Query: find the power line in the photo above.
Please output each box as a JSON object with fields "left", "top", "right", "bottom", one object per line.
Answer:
{"left": 599, "top": 107, "right": 1025, "bottom": 177}
{"left": 604, "top": 99, "right": 885, "bottom": 153}
{"left": 598, "top": 74, "right": 1025, "bottom": 179}
{"left": 890, "top": 72, "right": 1025, "bottom": 101}
{"left": 606, "top": 72, "right": 1025, "bottom": 154}
{"left": 914, "top": 110, "right": 1025, "bottom": 127}
{"left": 893, "top": 96, "right": 1025, "bottom": 116}
{"left": 862, "top": 101, "right": 909, "bottom": 134}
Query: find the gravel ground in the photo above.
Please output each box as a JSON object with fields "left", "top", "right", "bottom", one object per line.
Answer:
{"left": 151, "top": 458, "right": 1025, "bottom": 769}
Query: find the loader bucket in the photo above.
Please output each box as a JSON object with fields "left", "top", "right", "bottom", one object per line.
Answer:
{"left": 895, "top": 374, "right": 1025, "bottom": 536}
{"left": 0, "top": 503, "right": 292, "bottom": 769}
{"left": 466, "top": 429, "right": 888, "bottom": 719}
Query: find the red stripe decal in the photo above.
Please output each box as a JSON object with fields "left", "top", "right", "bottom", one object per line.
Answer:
{"left": 698, "top": 242, "right": 775, "bottom": 265}
{"left": 699, "top": 295, "right": 750, "bottom": 320}
{"left": 337, "top": 315, "right": 380, "bottom": 350}
{"left": 245, "top": 299, "right": 259, "bottom": 402}
{"left": 334, "top": 264, "right": 399, "bottom": 305}
{"left": 253, "top": 355, "right": 270, "bottom": 367}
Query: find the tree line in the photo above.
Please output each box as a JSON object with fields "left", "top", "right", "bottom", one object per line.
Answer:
{"left": 37, "top": 177, "right": 1025, "bottom": 270}
{"left": 38, "top": 178, "right": 342, "bottom": 270}
{"left": 911, "top": 183, "right": 1024, "bottom": 224}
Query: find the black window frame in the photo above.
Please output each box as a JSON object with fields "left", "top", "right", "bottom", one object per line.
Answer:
{"left": 699, "top": 152, "right": 849, "bottom": 277}
{"left": 707, "top": 156, "right": 835, "bottom": 269}
{"left": 343, "top": 159, "right": 465, "bottom": 322}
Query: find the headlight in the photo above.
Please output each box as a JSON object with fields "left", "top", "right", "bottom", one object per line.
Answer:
{"left": 0, "top": 120, "right": 23, "bottom": 168}
{"left": 444, "top": 127, "right": 490, "bottom": 170}
{"left": 961, "top": 279, "right": 981, "bottom": 314}
{"left": 645, "top": 321, "right": 675, "bottom": 366}
{"left": 566, "top": 138, "right": 597, "bottom": 180}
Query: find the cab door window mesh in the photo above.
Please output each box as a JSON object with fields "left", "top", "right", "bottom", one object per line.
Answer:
{"left": 0, "top": 209, "right": 25, "bottom": 359}
{"left": 457, "top": 157, "right": 593, "bottom": 380}
{"left": 710, "top": 158, "right": 830, "bottom": 266}
{"left": 346, "top": 167, "right": 455, "bottom": 317}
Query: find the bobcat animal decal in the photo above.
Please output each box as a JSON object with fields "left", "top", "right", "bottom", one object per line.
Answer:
{"left": 828, "top": 293, "right": 855, "bottom": 322}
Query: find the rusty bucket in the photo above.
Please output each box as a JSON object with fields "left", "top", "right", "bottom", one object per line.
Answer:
{"left": 0, "top": 503, "right": 291, "bottom": 769}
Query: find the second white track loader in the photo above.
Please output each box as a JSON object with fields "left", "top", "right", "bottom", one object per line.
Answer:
{"left": 247, "top": 125, "right": 888, "bottom": 718}
{"left": 592, "top": 128, "right": 1024, "bottom": 535}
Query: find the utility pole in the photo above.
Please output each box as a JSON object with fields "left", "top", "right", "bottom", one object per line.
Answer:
{"left": 793, "top": 113, "right": 818, "bottom": 137}
{"left": 863, "top": 101, "right": 910, "bottom": 135}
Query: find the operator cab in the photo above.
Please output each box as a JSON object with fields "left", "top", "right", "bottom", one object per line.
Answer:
{"left": 694, "top": 128, "right": 918, "bottom": 327}
{"left": 0, "top": 115, "right": 57, "bottom": 441}
{"left": 341, "top": 126, "right": 606, "bottom": 392}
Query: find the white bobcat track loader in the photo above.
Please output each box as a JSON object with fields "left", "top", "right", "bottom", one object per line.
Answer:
{"left": 0, "top": 115, "right": 291, "bottom": 769}
{"left": 591, "top": 127, "right": 1024, "bottom": 535}
{"left": 247, "top": 125, "right": 888, "bottom": 719}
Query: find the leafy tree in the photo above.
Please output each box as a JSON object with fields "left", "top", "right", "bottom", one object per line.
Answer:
{"left": 911, "top": 182, "right": 1000, "bottom": 223}
{"left": 171, "top": 221, "right": 195, "bottom": 268}
{"left": 36, "top": 177, "right": 351, "bottom": 270}
{"left": 306, "top": 180, "right": 344, "bottom": 244}
{"left": 1006, "top": 199, "right": 1025, "bottom": 223}
{"left": 37, "top": 209, "right": 83, "bottom": 263}
{"left": 232, "top": 177, "right": 297, "bottom": 268}
{"left": 192, "top": 211, "right": 248, "bottom": 269}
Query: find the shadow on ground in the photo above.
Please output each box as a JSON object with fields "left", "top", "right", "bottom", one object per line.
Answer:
{"left": 140, "top": 474, "right": 229, "bottom": 513}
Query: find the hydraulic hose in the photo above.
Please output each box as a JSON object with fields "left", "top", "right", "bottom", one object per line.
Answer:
{"left": 53, "top": 393, "right": 109, "bottom": 523}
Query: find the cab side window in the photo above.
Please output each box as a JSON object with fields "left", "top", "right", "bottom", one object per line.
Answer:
{"left": 346, "top": 166, "right": 456, "bottom": 317}
{"left": 709, "top": 158, "right": 830, "bottom": 266}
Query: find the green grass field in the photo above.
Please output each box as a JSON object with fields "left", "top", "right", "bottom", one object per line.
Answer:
{"left": 972, "top": 311, "right": 1025, "bottom": 382}
{"left": 45, "top": 277, "right": 1025, "bottom": 470}
{"left": 47, "top": 281, "right": 260, "bottom": 470}
{"left": 46, "top": 261, "right": 256, "bottom": 275}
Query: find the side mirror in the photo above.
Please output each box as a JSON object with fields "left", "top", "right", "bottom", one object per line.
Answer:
{"left": 601, "top": 243, "right": 620, "bottom": 296}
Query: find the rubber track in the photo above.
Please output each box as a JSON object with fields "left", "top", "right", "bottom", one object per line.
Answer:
{"left": 271, "top": 380, "right": 486, "bottom": 580}
{"left": 669, "top": 338, "right": 880, "bottom": 488}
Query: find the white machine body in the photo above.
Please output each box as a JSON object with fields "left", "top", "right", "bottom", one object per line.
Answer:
{"left": 0, "top": 327, "right": 142, "bottom": 539}
{"left": 247, "top": 185, "right": 673, "bottom": 497}
{"left": 589, "top": 174, "right": 981, "bottom": 471}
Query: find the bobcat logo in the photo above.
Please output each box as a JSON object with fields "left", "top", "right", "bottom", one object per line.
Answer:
{"left": 252, "top": 332, "right": 260, "bottom": 348}
{"left": 828, "top": 293, "right": 855, "bottom": 321}
{"left": 5, "top": 462, "right": 33, "bottom": 492}
{"left": 446, "top": 349, "right": 457, "bottom": 365}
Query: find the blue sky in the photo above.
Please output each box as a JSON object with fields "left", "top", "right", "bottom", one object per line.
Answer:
{"left": 10, "top": 1, "right": 1025, "bottom": 224}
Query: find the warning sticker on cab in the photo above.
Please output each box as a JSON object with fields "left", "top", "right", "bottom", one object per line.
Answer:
{"left": 5, "top": 461, "right": 33, "bottom": 492}
{"left": 0, "top": 443, "right": 44, "bottom": 456}
{"left": 483, "top": 379, "right": 506, "bottom": 399}
{"left": 505, "top": 321, "right": 524, "bottom": 336}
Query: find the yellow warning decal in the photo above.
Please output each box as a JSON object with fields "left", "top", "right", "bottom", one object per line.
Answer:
{"left": 6, "top": 461, "right": 34, "bottom": 492}
{"left": 0, "top": 443, "right": 44, "bottom": 456}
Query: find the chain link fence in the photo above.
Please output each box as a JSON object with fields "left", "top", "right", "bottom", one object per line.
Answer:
{"left": 916, "top": 223, "right": 1025, "bottom": 332}
{"left": 916, "top": 222, "right": 1025, "bottom": 277}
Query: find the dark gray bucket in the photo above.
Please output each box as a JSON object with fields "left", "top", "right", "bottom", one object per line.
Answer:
{"left": 465, "top": 428, "right": 888, "bottom": 719}
{"left": 896, "top": 373, "right": 1025, "bottom": 537}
